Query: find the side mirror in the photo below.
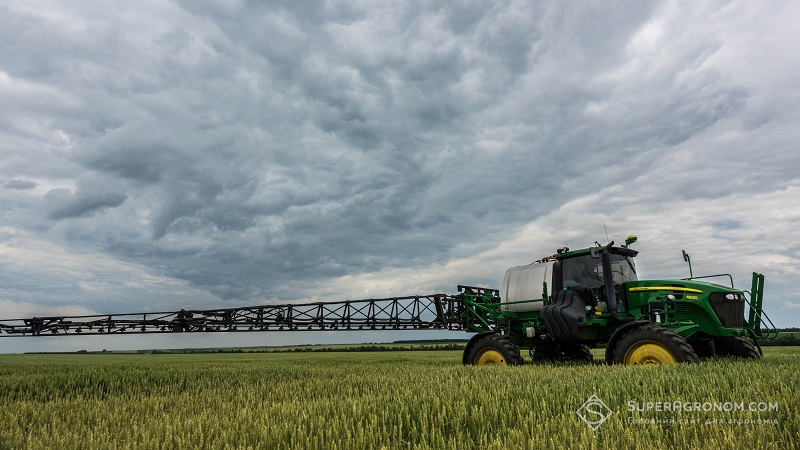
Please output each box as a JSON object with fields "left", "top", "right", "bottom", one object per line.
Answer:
{"left": 682, "top": 250, "right": 693, "bottom": 278}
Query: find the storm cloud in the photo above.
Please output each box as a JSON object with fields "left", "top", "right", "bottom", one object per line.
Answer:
{"left": 1, "top": 0, "right": 799, "bottom": 351}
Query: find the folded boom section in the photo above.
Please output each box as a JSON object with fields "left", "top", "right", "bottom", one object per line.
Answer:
{"left": 0, "top": 294, "right": 468, "bottom": 337}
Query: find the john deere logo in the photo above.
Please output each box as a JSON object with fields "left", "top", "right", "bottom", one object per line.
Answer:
{"left": 576, "top": 393, "right": 613, "bottom": 431}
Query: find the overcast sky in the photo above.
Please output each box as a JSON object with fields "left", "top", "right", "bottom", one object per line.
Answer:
{"left": 2, "top": 1, "right": 799, "bottom": 353}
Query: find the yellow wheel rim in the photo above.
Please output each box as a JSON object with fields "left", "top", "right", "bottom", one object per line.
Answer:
{"left": 475, "top": 349, "right": 507, "bottom": 366}
{"left": 624, "top": 341, "right": 677, "bottom": 365}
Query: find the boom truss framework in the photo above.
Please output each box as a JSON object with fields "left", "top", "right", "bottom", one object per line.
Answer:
{"left": 0, "top": 292, "right": 485, "bottom": 337}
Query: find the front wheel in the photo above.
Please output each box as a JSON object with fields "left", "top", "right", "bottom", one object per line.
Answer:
{"left": 612, "top": 324, "right": 698, "bottom": 365}
{"left": 466, "top": 334, "right": 524, "bottom": 366}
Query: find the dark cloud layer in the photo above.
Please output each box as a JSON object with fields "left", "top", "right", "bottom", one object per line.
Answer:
{"left": 44, "top": 188, "right": 127, "bottom": 220}
{"left": 1, "top": 1, "right": 799, "bottom": 352}
{"left": 3, "top": 180, "right": 37, "bottom": 190}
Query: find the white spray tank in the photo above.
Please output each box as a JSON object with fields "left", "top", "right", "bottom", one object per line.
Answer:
{"left": 500, "top": 259, "right": 555, "bottom": 311}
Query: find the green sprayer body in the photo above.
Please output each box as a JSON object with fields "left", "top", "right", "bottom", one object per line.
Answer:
{"left": 458, "top": 238, "right": 777, "bottom": 363}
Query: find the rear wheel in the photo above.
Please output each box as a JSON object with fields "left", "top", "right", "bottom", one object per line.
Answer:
{"left": 612, "top": 324, "right": 698, "bottom": 365}
{"left": 690, "top": 339, "right": 716, "bottom": 359}
{"left": 713, "top": 336, "right": 760, "bottom": 359}
{"left": 467, "top": 335, "right": 524, "bottom": 366}
{"left": 532, "top": 342, "right": 593, "bottom": 363}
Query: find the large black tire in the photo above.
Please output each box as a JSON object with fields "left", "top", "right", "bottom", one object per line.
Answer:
{"left": 532, "top": 342, "right": 593, "bottom": 363}
{"left": 462, "top": 331, "right": 497, "bottom": 365}
{"left": 713, "top": 336, "right": 761, "bottom": 359}
{"left": 612, "top": 324, "right": 699, "bottom": 365}
{"left": 690, "top": 339, "right": 716, "bottom": 359}
{"left": 466, "top": 335, "right": 524, "bottom": 366}
{"left": 563, "top": 343, "right": 594, "bottom": 362}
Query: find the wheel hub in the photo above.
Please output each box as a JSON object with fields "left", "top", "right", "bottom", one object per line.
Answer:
{"left": 624, "top": 341, "right": 677, "bottom": 365}
{"left": 475, "top": 349, "right": 507, "bottom": 366}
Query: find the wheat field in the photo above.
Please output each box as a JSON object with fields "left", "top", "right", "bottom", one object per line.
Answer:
{"left": 0, "top": 348, "right": 797, "bottom": 449}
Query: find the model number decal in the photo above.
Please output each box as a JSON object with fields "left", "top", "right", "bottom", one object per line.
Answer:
{"left": 686, "top": 295, "right": 699, "bottom": 300}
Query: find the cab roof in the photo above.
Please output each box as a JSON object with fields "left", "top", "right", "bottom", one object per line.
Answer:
{"left": 552, "top": 245, "right": 638, "bottom": 261}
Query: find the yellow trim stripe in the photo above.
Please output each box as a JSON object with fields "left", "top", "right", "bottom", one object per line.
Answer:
{"left": 629, "top": 286, "right": 703, "bottom": 293}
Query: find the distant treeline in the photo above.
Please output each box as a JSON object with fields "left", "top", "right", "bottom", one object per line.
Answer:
{"left": 759, "top": 333, "right": 800, "bottom": 346}
{"left": 24, "top": 330, "right": 800, "bottom": 355}
{"left": 143, "top": 343, "right": 467, "bottom": 354}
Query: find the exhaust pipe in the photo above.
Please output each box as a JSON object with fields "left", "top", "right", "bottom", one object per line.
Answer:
{"left": 601, "top": 250, "right": 634, "bottom": 323}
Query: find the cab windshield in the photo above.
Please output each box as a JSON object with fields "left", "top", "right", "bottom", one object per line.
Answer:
{"left": 561, "top": 254, "right": 637, "bottom": 289}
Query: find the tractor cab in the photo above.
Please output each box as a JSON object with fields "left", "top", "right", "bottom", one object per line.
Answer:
{"left": 551, "top": 242, "right": 638, "bottom": 311}
{"left": 555, "top": 249, "right": 637, "bottom": 290}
